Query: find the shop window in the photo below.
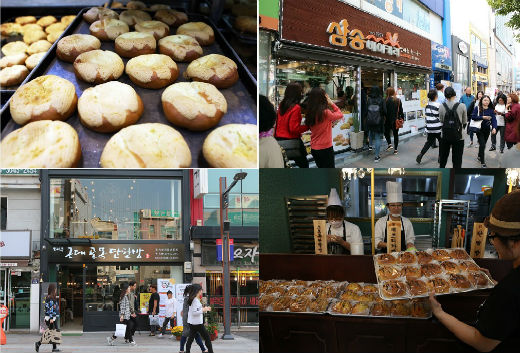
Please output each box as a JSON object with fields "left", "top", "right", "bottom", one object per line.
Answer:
{"left": 49, "top": 178, "right": 182, "bottom": 240}
{"left": 396, "top": 72, "right": 427, "bottom": 121}
{"left": 403, "top": 0, "right": 430, "bottom": 33}
{"left": 1, "top": 197, "right": 6, "bottom": 230}
{"left": 456, "top": 54, "right": 469, "bottom": 88}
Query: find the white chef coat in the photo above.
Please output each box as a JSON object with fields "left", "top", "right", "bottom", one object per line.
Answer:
{"left": 374, "top": 215, "right": 415, "bottom": 250}
{"left": 164, "top": 297, "right": 176, "bottom": 317}
{"left": 326, "top": 220, "right": 364, "bottom": 254}
{"left": 187, "top": 297, "right": 203, "bottom": 325}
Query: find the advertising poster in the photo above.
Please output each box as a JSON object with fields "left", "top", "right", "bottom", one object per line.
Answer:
{"left": 157, "top": 279, "right": 175, "bottom": 327}
{"left": 139, "top": 293, "right": 151, "bottom": 314}
{"left": 419, "top": 90, "right": 428, "bottom": 108}
{"left": 331, "top": 114, "right": 355, "bottom": 151}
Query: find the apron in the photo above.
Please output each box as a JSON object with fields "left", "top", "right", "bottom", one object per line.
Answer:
{"left": 381, "top": 215, "right": 406, "bottom": 253}
{"left": 327, "top": 221, "right": 350, "bottom": 255}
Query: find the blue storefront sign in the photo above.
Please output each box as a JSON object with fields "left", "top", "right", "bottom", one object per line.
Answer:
{"left": 366, "top": 0, "right": 403, "bottom": 19}
{"left": 431, "top": 41, "right": 452, "bottom": 72}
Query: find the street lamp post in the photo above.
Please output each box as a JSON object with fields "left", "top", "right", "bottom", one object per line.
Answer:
{"left": 219, "top": 172, "right": 247, "bottom": 340}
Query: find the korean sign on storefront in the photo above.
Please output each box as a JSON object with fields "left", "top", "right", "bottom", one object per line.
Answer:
{"left": 48, "top": 243, "right": 185, "bottom": 262}
{"left": 209, "top": 295, "right": 258, "bottom": 308}
{"left": 281, "top": 0, "right": 431, "bottom": 68}
{"left": 431, "top": 41, "right": 452, "bottom": 72}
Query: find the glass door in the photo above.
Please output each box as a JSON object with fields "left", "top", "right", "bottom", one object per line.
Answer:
{"left": 57, "top": 265, "right": 84, "bottom": 331}
{"left": 10, "top": 271, "right": 30, "bottom": 328}
{"left": 0, "top": 269, "right": 7, "bottom": 331}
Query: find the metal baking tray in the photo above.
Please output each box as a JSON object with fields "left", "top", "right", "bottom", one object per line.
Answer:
{"left": 1, "top": 7, "right": 257, "bottom": 168}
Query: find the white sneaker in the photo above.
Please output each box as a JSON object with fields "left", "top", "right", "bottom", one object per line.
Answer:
{"left": 129, "top": 341, "right": 136, "bottom": 346}
{"left": 168, "top": 335, "right": 175, "bottom": 339}
{"left": 158, "top": 333, "right": 163, "bottom": 338}
{"left": 107, "top": 336, "right": 114, "bottom": 346}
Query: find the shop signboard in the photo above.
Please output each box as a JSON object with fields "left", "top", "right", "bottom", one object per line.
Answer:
{"left": 48, "top": 243, "right": 185, "bottom": 262}
{"left": 1, "top": 169, "right": 38, "bottom": 175}
{"left": 281, "top": 0, "right": 432, "bottom": 69}
{"left": 216, "top": 238, "right": 234, "bottom": 262}
{"left": 208, "top": 295, "right": 258, "bottom": 308}
{"left": 203, "top": 243, "right": 259, "bottom": 266}
{"left": 366, "top": 0, "right": 403, "bottom": 19}
{"left": 0, "top": 231, "right": 31, "bottom": 259}
{"left": 431, "top": 41, "right": 452, "bottom": 72}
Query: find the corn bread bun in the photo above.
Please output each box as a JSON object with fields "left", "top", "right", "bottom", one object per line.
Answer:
{"left": 25, "top": 52, "right": 46, "bottom": 70}
{"left": 176, "top": 22, "right": 214, "bottom": 46}
{"left": 235, "top": 16, "right": 256, "bottom": 34}
{"left": 185, "top": 54, "right": 238, "bottom": 88}
{"left": 158, "top": 35, "right": 202, "bottom": 62}
{"left": 10, "top": 75, "right": 77, "bottom": 125}
{"left": 27, "top": 40, "right": 52, "bottom": 55}
{"left": 1, "top": 22, "right": 23, "bottom": 36}
{"left": 78, "top": 81, "right": 144, "bottom": 133}
{"left": 36, "top": 16, "right": 57, "bottom": 28}
{"left": 203, "top": 124, "right": 257, "bottom": 167}
{"left": 23, "top": 30, "right": 47, "bottom": 44}
{"left": 125, "top": 54, "right": 178, "bottom": 89}
{"left": 126, "top": 1, "right": 146, "bottom": 9}
{"left": 100, "top": 123, "right": 192, "bottom": 168}
{"left": 45, "top": 22, "right": 67, "bottom": 34}
{"left": 20, "top": 24, "right": 43, "bottom": 35}
{"left": 47, "top": 31, "right": 63, "bottom": 43}
{"left": 1, "top": 41, "right": 28, "bottom": 56}
{"left": 90, "top": 18, "right": 130, "bottom": 41}
{"left": 0, "top": 53, "right": 28, "bottom": 69}
{"left": 135, "top": 20, "right": 169, "bottom": 40}
{"left": 119, "top": 10, "right": 152, "bottom": 27}
{"left": 83, "top": 7, "right": 119, "bottom": 24}
{"left": 0, "top": 120, "right": 81, "bottom": 168}
{"left": 154, "top": 9, "right": 188, "bottom": 27}
{"left": 114, "top": 31, "right": 156, "bottom": 57}
{"left": 161, "top": 82, "right": 227, "bottom": 130}
{"left": 61, "top": 15, "right": 77, "bottom": 26}
{"left": 0, "top": 65, "right": 29, "bottom": 87}
{"left": 73, "top": 49, "right": 125, "bottom": 84}
{"left": 56, "top": 34, "right": 101, "bottom": 62}
{"left": 150, "top": 4, "right": 170, "bottom": 11}
{"left": 15, "top": 16, "right": 37, "bottom": 25}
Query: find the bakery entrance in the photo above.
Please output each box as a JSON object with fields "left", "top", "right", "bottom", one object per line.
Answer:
{"left": 57, "top": 265, "right": 83, "bottom": 332}
{"left": 361, "top": 67, "right": 393, "bottom": 94}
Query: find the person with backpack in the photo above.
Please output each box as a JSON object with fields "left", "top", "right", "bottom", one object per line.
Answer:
{"left": 467, "top": 90, "right": 484, "bottom": 147}
{"left": 366, "top": 86, "right": 385, "bottom": 163}
{"left": 471, "top": 95, "right": 497, "bottom": 168}
{"left": 416, "top": 89, "right": 442, "bottom": 164}
{"left": 275, "top": 83, "right": 309, "bottom": 168}
{"left": 35, "top": 284, "right": 61, "bottom": 352}
{"left": 438, "top": 87, "right": 467, "bottom": 168}
{"left": 383, "top": 87, "right": 404, "bottom": 155}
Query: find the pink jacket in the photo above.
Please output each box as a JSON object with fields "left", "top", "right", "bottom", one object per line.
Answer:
{"left": 505, "top": 103, "right": 520, "bottom": 143}
{"left": 310, "top": 104, "right": 343, "bottom": 150}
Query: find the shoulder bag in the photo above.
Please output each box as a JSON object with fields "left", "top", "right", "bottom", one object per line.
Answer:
{"left": 469, "top": 106, "right": 482, "bottom": 132}
{"left": 395, "top": 99, "right": 404, "bottom": 129}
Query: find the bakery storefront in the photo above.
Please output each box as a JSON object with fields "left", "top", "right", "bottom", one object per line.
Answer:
{"left": 39, "top": 170, "right": 191, "bottom": 332}
{"left": 262, "top": 0, "right": 432, "bottom": 151}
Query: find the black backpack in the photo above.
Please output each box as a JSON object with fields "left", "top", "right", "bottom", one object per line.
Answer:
{"left": 442, "top": 102, "right": 462, "bottom": 142}
{"left": 367, "top": 97, "right": 382, "bottom": 127}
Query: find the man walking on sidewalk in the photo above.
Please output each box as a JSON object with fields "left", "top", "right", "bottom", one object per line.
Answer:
{"left": 438, "top": 87, "right": 467, "bottom": 168}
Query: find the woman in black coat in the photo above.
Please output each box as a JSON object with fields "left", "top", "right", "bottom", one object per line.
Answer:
{"left": 383, "top": 87, "right": 404, "bottom": 154}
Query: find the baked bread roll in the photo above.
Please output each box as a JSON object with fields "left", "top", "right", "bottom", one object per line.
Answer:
{"left": 357, "top": 293, "right": 375, "bottom": 302}
{"left": 400, "top": 266, "right": 421, "bottom": 280}
{"left": 468, "top": 272, "right": 490, "bottom": 287}
{"left": 377, "top": 266, "right": 400, "bottom": 280}
{"left": 114, "top": 31, "right": 156, "bottom": 58}
{"left": 370, "top": 303, "right": 390, "bottom": 316}
{"left": 381, "top": 280, "right": 407, "bottom": 298}
{"left": 332, "top": 300, "right": 352, "bottom": 314}
{"left": 61, "top": 15, "right": 77, "bottom": 26}
{"left": 450, "top": 249, "right": 471, "bottom": 260}
{"left": 0, "top": 65, "right": 29, "bottom": 87}
{"left": 432, "top": 249, "right": 451, "bottom": 261}
{"left": 420, "top": 263, "right": 443, "bottom": 277}
{"left": 362, "top": 284, "right": 378, "bottom": 294}
{"left": 161, "top": 82, "right": 226, "bottom": 130}
{"left": 150, "top": 4, "right": 170, "bottom": 11}
{"left": 272, "top": 296, "right": 291, "bottom": 312}
{"left": 0, "top": 53, "right": 28, "bottom": 69}
{"left": 73, "top": 49, "right": 124, "bottom": 84}
{"left": 1, "top": 22, "right": 23, "bottom": 36}
{"left": 390, "top": 302, "right": 411, "bottom": 316}
{"left": 47, "top": 31, "right": 63, "bottom": 44}
{"left": 126, "top": 54, "right": 178, "bottom": 89}
{"left": 376, "top": 253, "right": 396, "bottom": 265}
{"left": 78, "top": 81, "right": 143, "bottom": 133}
{"left": 20, "top": 24, "right": 43, "bottom": 36}
{"left": 2, "top": 41, "right": 28, "bottom": 56}
{"left": 203, "top": 124, "right": 257, "bottom": 168}
{"left": 27, "top": 40, "right": 52, "bottom": 55}
{"left": 459, "top": 260, "right": 481, "bottom": 272}
{"left": 100, "top": 123, "right": 192, "bottom": 168}
{"left": 235, "top": 16, "right": 256, "bottom": 34}
{"left": 158, "top": 35, "right": 202, "bottom": 62}
{"left": 15, "top": 16, "right": 37, "bottom": 25}
{"left": 176, "top": 22, "right": 214, "bottom": 46}
{"left": 309, "top": 297, "right": 330, "bottom": 312}
{"left": 36, "top": 16, "right": 57, "bottom": 28}
{"left": 410, "top": 299, "right": 430, "bottom": 318}
{"left": 448, "top": 274, "right": 472, "bottom": 289}
{"left": 0, "top": 120, "right": 81, "bottom": 168}
{"left": 90, "top": 18, "right": 130, "bottom": 41}
{"left": 397, "top": 251, "right": 417, "bottom": 264}
{"left": 407, "top": 279, "right": 428, "bottom": 296}
{"left": 126, "top": 1, "right": 146, "bottom": 9}
{"left": 440, "top": 261, "right": 460, "bottom": 274}
{"left": 154, "top": 9, "right": 188, "bottom": 27}
{"left": 351, "top": 303, "right": 370, "bottom": 315}
{"left": 83, "top": 7, "right": 119, "bottom": 24}
{"left": 23, "top": 30, "right": 47, "bottom": 45}
{"left": 45, "top": 22, "right": 67, "bottom": 34}
{"left": 416, "top": 251, "right": 433, "bottom": 264}
{"left": 57, "top": 34, "right": 101, "bottom": 62}
{"left": 135, "top": 20, "right": 169, "bottom": 40}
{"left": 426, "top": 277, "right": 450, "bottom": 294}
{"left": 185, "top": 54, "right": 238, "bottom": 88}
{"left": 25, "top": 52, "right": 46, "bottom": 70}
{"left": 345, "top": 283, "right": 362, "bottom": 292}
{"left": 10, "top": 75, "right": 77, "bottom": 125}
{"left": 119, "top": 10, "right": 152, "bottom": 27}
{"left": 289, "top": 296, "right": 311, "bottom": 312}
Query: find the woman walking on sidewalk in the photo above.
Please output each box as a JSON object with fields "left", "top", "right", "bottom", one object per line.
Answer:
{"left": 505, "top": 93, "right": 520, "bottom": 150}
{"left": 416, "top": 89, "right": 442, "bottom": 164}
{"left": 35, "top": 284, "right": 60, "bottom": 352}
{"left": 365, "top": 86, "right": 385, "bottom": 163}
{"left": 185, "top": 284, "right": 214, "bottom": 353}
{"left": 491, "top": 93, "right": 507, "bottom": 153}
{"left": 467, "top": 90, "right": 484, "bottom": 147}
{"left": 107, "top": 283, "right": 136, "bottom": 346}
{"left": 180, "top": 285, "right": 207, "bottom": 353}
{"left": 306, "top": 87, "right": 343, "bottom": 168}
{"left": 383, "top": 87, "right": 404, "bottom": 155}
{"left": 471, "top": 95, "right": 497, "bottom": 168}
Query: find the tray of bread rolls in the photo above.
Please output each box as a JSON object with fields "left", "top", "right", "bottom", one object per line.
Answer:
{"left": 0, "top": 6, "right": 257, "bottom": 168}
{"left": 259, "top": 279, "right": 432, "bottom": 319}
{"left": 221, "top": 15, "right": 256, "bottom": 45}
{"left": 373, "top": 248, "right": 495, "bottom": 301}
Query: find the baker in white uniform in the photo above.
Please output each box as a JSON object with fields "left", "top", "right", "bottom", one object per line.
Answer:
{"left": 374, "top": 181, "right": 416, "bottom": 253}
{"left": 326, "top": 188, "right": 364, "bottom": 255}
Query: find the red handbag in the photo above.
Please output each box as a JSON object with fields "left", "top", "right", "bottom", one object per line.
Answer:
{"left": 395, "top": 99, "right": 404, "bottom": 129}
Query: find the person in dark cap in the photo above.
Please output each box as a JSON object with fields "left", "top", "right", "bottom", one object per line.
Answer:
{"left": 429, "top": 190, "right": 520, "bottom": 352}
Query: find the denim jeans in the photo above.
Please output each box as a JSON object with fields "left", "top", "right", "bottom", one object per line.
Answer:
{"left": 368, "top": 130, "right": 382, "bottom": 157}
{"left": 180, "top": 332, "right": 206, "bottom": 351}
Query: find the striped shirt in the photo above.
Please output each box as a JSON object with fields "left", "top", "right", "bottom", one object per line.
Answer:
{"left": 425, "top": 101, "right": 442, "bottom": 134}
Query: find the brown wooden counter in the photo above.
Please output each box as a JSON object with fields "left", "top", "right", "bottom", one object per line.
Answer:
{"left": 259, "top": 254, "right": 513, "bottom": 353}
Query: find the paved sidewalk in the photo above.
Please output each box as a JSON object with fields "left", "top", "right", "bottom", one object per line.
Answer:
{"left": 1, "top": 332, "right": 258, "bottom": 353}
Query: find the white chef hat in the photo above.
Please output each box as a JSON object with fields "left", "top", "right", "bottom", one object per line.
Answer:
{"left": 386, "top": 181, "right": 403, "bottom": 204}
{"left": 327, "top": 188, "right": 342, "bottom": 207}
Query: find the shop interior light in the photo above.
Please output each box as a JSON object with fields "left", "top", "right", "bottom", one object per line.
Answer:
{"left": 341, "top": 168, "right": 372, "bottom": 180}
{"left": 506, "top": 169, "right": 520, "bottom": 187}
{"left": 388, "top": 168, "right": 405, "bottom": 176}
